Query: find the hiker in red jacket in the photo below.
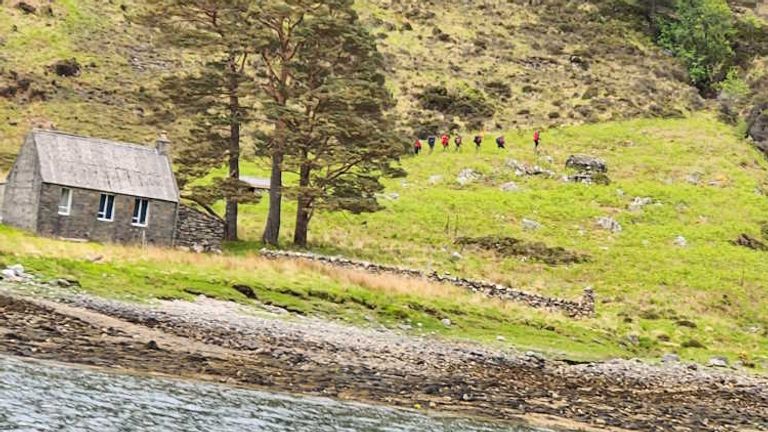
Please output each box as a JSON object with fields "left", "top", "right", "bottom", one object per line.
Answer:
{"left": 441, "top": 134, "right": 450, "bottom": 151}
{"left": 414, "top": 138, "right": 422, "bottom": 155}
{"left": 533, "top": 130, "right": 541, "bottom": 153}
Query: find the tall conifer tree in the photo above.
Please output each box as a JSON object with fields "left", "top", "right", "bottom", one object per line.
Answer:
{"left": 140, "top": 0, "right": 260, "bottom": 241}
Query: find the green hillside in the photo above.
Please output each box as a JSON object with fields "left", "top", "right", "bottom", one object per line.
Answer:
{"left": 0, "top": 0, "right": 708, "bottom": 170}
{"left": 3, "top": 113, "right": 767, "bottom": 367}
{"left": 1, "top": 1, "right": 768, "bottom": 368}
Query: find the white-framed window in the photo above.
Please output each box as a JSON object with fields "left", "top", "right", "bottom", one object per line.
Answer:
{"left": 58, "top": 187, "right": 72, "bottom": 216}
{"left": 97, "top": 194, "right": 115, "bottom": 221}
{"left": 132, "top": 198, "right": 150, "bottom": 227}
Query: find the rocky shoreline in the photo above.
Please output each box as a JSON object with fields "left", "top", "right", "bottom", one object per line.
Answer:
{"left": 0, "top": 282, "right": 766, "bottom": 432}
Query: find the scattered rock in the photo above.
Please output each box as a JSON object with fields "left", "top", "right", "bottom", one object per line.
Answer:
{"left": 51, "top": 58, "right": 81, "bottom": 77}
{"left": 427, "top": 175, "right": 443, "bottom": 185}
{"left": 456, "top": 168, "right": 481, "bottom": 186}
{"left": 685, "top": 172, "right": 702, "bottom": 185}
{"left": 506, "top": 159, "right": 555, "bottom": 178}
{"left": 731, "top": 233, "right": 767, "bottom": 251}
{"left": 145, "top": 340, "right": 161, "bottom": 350}
{"left": 628, "top": 197, "right": 653, "bottom": 212}
{"left": 233, "top": 284, "right": 257, "bottom": 299}
{"left": 521, "top": 218, "right": 542, "bottom": 231}
{"left": 674, "top": 236, "right": 687, "bottom": 247}
{"left": 708, "top": 356, "right": 729, "bottom": 368}
{"left": 8, "top": 264, "right": 24, "bottom": 276}
{"left": 496, "top": 335, "right": 506, "bottom": 341}
{"left": 565, "top": 154, "right": 607, "bottom": 173}
{"left": 661, "top": 353, "right": 680, "bottom": 364}
{"left": 449, "top": 251, "right": 463, "bottom": 262}
{"left": 596, "top": 217, "right": 622, "bottom": 233}
{"left": 499, "top": 181, "right": 520, "bottom": 192}
{"left": 0, "top": 269, "right": 17, "bottom": 280}
{"left": 440, "top": 318, "right": 452, "bottom": 327}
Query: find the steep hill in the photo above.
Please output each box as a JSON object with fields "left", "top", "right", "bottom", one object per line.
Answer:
{"left": 0, "top": 0, "right": 705, "bottom": 170}
{"left": 355, "top": 0, "right": 700, "bottom": 132}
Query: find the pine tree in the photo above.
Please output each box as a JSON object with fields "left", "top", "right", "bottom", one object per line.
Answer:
{"left": 276, "top": 8, "right": 403, "bottom": 247}
{"left": 139, "top": 0, "right": 261, "bottom": 240}
{"left": 252, "top": 0, "right": 361, "bottom": 246}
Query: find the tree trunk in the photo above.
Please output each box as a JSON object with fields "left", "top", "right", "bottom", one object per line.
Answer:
{"left": 293, "top": 159, "right": 312, "bottom": 247}
{"left": 225, "top": 54, "right": 240, "bottom": 242}
{"left": 262, "top": 148, "right": 283, "bottom": 245}
{"left": 262, "top": 54, "right": 291, "bottom": 246}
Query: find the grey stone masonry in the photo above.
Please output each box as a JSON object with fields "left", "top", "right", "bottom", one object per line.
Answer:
{"left": 260, "top": 250, "right": 596, "bottom": 318}
{"left": 36, "top": 183, "right": 177, "bottom": 246}
{"left": 175, "top": 204, "right": 225, "bottom": 252}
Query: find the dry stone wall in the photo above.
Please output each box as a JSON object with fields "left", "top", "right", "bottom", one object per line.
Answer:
{"left": 260, "top": 249, "right": 595, "bottom": 318}
{"left": 175, "top": 205, "right": 225, "bottom": 253}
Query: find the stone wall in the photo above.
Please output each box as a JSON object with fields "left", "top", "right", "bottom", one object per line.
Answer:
{"left": 36, "top": 183, "right": 178, "bottom": 246}
{"left": 175, "top": 204, "right": 225, "bottom": 252}
{"left": 260, "top": 250, "right": 596, "bottom": 318}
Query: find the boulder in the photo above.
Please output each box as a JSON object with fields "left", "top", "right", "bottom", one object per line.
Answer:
{"left": 565, "top": 154, "right": 607, "bottom": 173}
{"left": 1, "top": 269, "right": 17, "bottom": 280}
{"left": 440, "top": 318, "right": 452, "bottom": 327}
{"left": 661, "top": 353, "right": 680, "bottom": 364}
{"left": 596, "top": 216, "right": 622, "bottom": 233}
{"left": 8, "top": 264, "right": 24, "bottom": 276}
{"left": 708, "top": 356, "right": 729, "bottom": 368}
{"left": 456, "top": 168, "right": 481, "bottom": 186}
{"left": 628, "top": 197, "right": 653, "bottom": 211}
{"left": 522, "top": 218, "right": 542, "bottom": 231}
{"left": 499, "top": 181, "right": 520, "bottom": 192}
{"left": 674, "top": 235, "right": 687, "bottom": 247}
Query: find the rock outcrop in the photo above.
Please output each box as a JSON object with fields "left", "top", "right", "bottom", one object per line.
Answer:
{"left": 565, "top": 154, "right": 607, "bottom": 173}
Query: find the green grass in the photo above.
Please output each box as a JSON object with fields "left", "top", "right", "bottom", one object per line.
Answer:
{"left": 0, "top": 2, "right": 767, "bottom": 369}
{"left": 0, "top": 224, "right": 625, "bottom": 362}
{"left": 221, "top": 113, "right": 768, "bottom": 368}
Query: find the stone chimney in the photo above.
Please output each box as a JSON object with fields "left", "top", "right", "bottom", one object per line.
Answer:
{"left": 156, "top": 132, "right": 171, "bottom": 157}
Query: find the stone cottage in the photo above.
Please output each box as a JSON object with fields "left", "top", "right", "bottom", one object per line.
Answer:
{"left": 0, "top": 130, "right": 224, "bottom": 250}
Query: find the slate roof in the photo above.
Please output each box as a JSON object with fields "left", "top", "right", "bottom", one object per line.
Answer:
{"left": 240, "top": 176, "right": 271, "bottom": 190}
{"left": 31, "top": 130, "right": 179, "bottom": 203}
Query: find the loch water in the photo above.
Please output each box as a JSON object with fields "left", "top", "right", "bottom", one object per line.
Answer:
{"left": 0, "top": 355, "right": 557, "bottom": 432}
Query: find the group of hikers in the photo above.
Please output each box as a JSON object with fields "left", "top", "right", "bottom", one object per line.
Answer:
{"left": 413, "top": 130, "right": 541, "bottom": 154}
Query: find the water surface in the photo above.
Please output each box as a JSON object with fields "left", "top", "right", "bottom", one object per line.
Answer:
{"left": 0, "top": 356, "right": 554, "bottom": 432}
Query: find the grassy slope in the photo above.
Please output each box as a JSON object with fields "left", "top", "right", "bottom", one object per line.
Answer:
{"left": 231, "top": 113, "right": 768, "bottom": 367}
{"left": 0, "top": 1, "right": 766, "bottom": 367}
